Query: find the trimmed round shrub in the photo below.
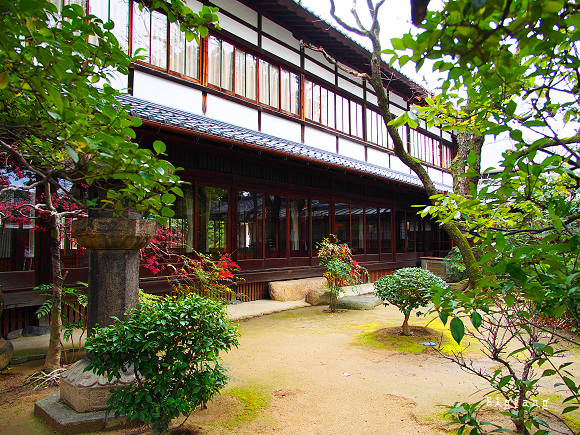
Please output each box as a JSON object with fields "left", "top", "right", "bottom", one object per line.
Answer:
{"left": 374, "top": 267, "right": 447, "bottom": 335}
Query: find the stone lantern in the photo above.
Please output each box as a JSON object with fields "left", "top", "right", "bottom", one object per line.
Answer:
{"left": 35, "top": 210, "right": 156, "bottom": 432}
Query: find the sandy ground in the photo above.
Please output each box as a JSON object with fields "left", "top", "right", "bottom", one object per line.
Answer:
{"left": 1, "top": 303, "right": 579, "bottom": 435}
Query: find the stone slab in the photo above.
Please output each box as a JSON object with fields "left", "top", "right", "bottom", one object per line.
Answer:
{"left": 336, "top": 294, "right": 383, "bottom": 310}
{"left": 35, "top": 392, "right": 143, "bottom": 434}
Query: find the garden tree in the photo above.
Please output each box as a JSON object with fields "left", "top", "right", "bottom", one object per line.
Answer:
{"left": 324, "top": 0, "right": 580, "bottom": 432}
{"left": 0, "top": 0, "right": 218, "bottom": 373}
{"left": 373, "top": 267, "right": 447, "bottom": 336}
{"left": 319, "top": 0, "right": 580, "bottom": 332}
{"left": 304, "top": 0, "right": 483, "bottom": 291}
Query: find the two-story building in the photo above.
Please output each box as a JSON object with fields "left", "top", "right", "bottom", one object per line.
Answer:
{"left": 1, "top": 0, "right": 453, "bottom": 336}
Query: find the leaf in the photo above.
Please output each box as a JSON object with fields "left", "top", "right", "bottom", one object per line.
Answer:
{"left": 450, "top": 317, "right": 465, "bottom": 344}
{"left": 161, "top": 207, "right": 175, "bottom": 217}
{"left": 470, "top": 311, "right": 482, "bottom": 329}
{"left": 543, "top": 1, "right": 563, "bottom": 13}
{"left": 153, "top": 140, "right": 166, "bottom": 154}
{"left": 439, "top": 310, "right": 449, "bottom": 326}
{"left": 0, "top": 73, "right": 9, "bottom": 89}
{"left": 65, "top": 145, "right": 79, "bottom": 163}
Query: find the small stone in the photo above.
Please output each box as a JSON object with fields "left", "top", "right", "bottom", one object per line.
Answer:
{"left": 9, "top": 356, "right": 28, "bottom": 365}
{"left": 0, "top": 339, "right": 14, "bottom": 370}
{"left": 305, "top": 288, "right": 331, "bottom": 306}
{"left": 6, "top": 329, "right": 22, "bottom": 340}
{"left": 22, "top": 325, "right": 52, "bottom": 337}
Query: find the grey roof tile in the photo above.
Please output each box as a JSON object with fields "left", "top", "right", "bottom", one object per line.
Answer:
{"left": 117, "top": 94, "right": 451, "bottom": 191}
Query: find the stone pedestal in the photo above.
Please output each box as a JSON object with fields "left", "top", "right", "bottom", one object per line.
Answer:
{"left": 36, "top": 213, "right": 156, "bottom": 432}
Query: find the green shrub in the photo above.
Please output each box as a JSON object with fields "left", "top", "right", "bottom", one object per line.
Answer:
{"left": 84, "top": 294, "right": 239, "bottom": 434}
{"left": 374, "top": 267, "right": 447, "bottom": 335}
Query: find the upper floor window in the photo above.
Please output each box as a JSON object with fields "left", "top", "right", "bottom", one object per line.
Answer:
{"left": 130, "top": 2, "right": 200, "bottom": 79}
{"left": 132, "top": 4, "right": 167, "bottom": 69}
{"left": 235, "top": 47, "right": 257, "bottom": 100}
{"left": 77, "top": 2, "right": 454, "bottom": 171}
{"left": 366, "top": 108, "right": 391, "bottom": 149}
{"left": 259, "top": 60, "right": 299, "bottom": 115}
{"left": 88, "top": 0, "right": 129, "bottom": 53}
{"left": 306, "top": 80, "right": 363, "bottom": 139}
{"left": 169, "top": 22, "right": 200, "bottom": 79}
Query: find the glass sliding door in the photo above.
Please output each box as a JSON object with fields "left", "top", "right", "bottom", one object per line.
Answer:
{"left": 237, "top": 191, "right": 263, "bottom": 260}
{"left": 265, "top": 194, "right": 286, "bottom": 258}
{"left": 351, "top": 204, "right": 364, "bottom": 254}
{"left": 380, "top": 207, "right": 392, "bottom": 254}
{"left": 396, "top": 210, "right": 406, "bottom": 253}
{"left": 197, "top": 186, "right": 228, "bottom": 255}
{"left": 334, "top": 202, "right": 350, "bottom": 245}
{"left": 366, "top": 206, "right": 379, "bottom": 254}
{"left": 312, "top": 199, "right": 330, "bottom": 250}
{"left": 289, "top": 197, "right": 309, "bottom": 257}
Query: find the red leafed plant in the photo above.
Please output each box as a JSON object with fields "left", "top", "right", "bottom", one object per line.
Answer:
{"left": 140, "top": 225, "right": 243, "bottom": 301}
{"left": 317, "top": 235, "right": 369, "bottom": 313}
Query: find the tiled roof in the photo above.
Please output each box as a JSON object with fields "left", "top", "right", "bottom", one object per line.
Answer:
{"left": 118, "top": 94, "right": 451, "bottom": 191}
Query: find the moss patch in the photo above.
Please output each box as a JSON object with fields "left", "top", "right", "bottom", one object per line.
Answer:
{"left": 355, "top": 323, "right": 442, "bottom": 354}
{"left": 221, "top": 387, "right": 270, "bottom": 428}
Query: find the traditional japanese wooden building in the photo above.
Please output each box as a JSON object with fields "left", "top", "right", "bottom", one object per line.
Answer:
{"left": 1, "top": 0, "right": 453, "bottom": 335}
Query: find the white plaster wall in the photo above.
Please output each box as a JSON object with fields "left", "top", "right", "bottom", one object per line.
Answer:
{"left": 132, "top": 71, "right": 203, "bottom": 114}
{"left": 389, "top": 91, "right": 407, "bottom": 108}
{"left": 338, "top": 137, "right": 365, "bottom": 161}
{"left": 390, "top": 155, "right": 411, "bottom": 174}
{"left": 263, "top": 37, "right": 301, "bottom": 66}
{"left": 261, "top": 113, "right": 301, "bottom": 143}
{"left": 212, "top": 0, "right": 257, "bottom": 27}
{"left": 206, "top": 94, "right": 258, "bottom": 130}
{"left": 262, "top": 17, "right": 300, "bottom": 50}
{"left": 428, "top": 125, "right": 440, "bottom": 136}
{"left": 304, "top": 59, "right": 334, "bottom": 85}
{"left": 184, "top": 0, "right": 202, "bottom": 11}
{"left": 442, "top": 171, "right": 453, "bottom": 187}
{"left": 219, "top": 14, "right": 258, "bottom": 45}
{"left": 427, "top": 166, "right": 445, "bottom": 185}
{"left": 366, "top": 92, "right": 378, "bottom": 106}
{"left": 390, "top": 105, "right": 405, "bottom": 117}
{"left": 307, "top": 50, "right": 331, "bottom": 68}
{"left": 442, "top": 131, "right": 453, "bottom": 142}
{"left": 304, "top": 127, "right": 336, "bottom": 153}
{"left": 367, "top": 147, "right": 390, "bottom": 169}
{"left": 338, "top": 77, "right": 363, "bottom": 99}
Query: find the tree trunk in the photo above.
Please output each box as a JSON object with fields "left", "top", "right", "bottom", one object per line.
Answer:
{"left": 402, "top": 312, "right": 411, "bottom": 336}
{"left": 453, "top": 131, "right": 484, "bottom": 197}
{"left": 362, "top": 24, "right": 483, "bottom": 290}
{"left": 329, "top": 289, "right": 338, "bottom": 313}
{"left": 42, "top": 216, "right": 63, "bottom": 373}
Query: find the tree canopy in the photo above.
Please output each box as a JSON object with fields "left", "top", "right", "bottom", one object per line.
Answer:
{"left": 0, "top": 0, "right": 218, "bottom": 372}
